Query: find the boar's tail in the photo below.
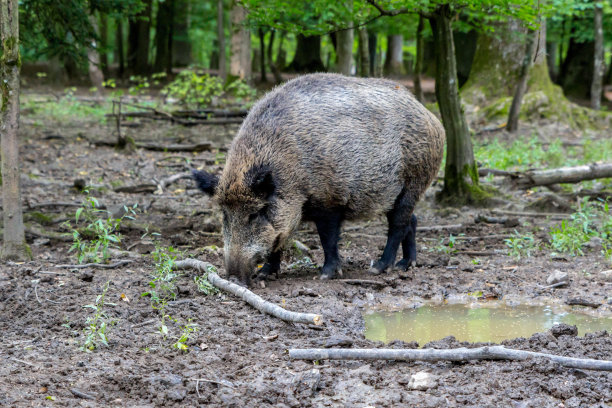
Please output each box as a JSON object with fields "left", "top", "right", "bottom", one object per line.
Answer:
{"left": 192, "top": 169, "right": 219, "bottom": 196}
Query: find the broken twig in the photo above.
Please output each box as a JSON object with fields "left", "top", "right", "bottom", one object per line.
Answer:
{"left": 56, "top": 260, "right": 133, "bottom": 269}
{"left": 174, "top": 259, "right": 323, "bottom": 325}
{"left": 289, "top": 346, "right": 612, "bottom": 371}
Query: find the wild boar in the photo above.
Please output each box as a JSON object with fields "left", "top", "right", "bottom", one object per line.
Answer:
{"left": 194, "top": 73, "right": 445, "bottom": 286}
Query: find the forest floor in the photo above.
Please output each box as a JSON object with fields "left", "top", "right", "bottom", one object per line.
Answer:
{"left": 0, "top": 88, "right": 611, "bottom": 407}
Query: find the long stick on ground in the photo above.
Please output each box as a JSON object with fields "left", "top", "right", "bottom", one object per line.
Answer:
{"left": 174, "top": 259, "right": 323, "bottom": 326}
{"left": 289, "top": 346, "right": 612, "bottom": 371}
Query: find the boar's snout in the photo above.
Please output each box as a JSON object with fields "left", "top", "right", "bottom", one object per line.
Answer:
{"left": 225, "top": 253, "right": 256, "bottom": 287}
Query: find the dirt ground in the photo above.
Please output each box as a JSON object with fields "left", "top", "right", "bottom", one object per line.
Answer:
{"left": 0, "top": 89, "right": 611, "bottom": 407}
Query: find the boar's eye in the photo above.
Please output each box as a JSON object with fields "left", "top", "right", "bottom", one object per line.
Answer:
{"left": 248, "top": 205, "right": 269, "bottom": 224}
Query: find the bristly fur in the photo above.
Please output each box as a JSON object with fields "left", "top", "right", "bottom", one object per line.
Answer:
{"left": 201, "top": 73, "right": 446, "bottom": 285}
{"left": 192, "top": 169, "right": 219, "bottom": 195}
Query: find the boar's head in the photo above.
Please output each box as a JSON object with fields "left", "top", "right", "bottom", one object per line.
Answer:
{"left": 193, "top": 164, "right": 298, "bottom": 286}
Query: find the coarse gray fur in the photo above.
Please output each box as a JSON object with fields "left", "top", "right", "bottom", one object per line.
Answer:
{"left": 195, "top": 73, "right": 445, "bottom": 285}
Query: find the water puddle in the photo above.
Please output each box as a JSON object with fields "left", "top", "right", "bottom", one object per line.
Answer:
{"left": 364, "top": 304, "right": 612, "bottom": 344}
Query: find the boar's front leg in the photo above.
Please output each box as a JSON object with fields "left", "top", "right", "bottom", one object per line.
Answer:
{"left": 255, "top": 250, "right": 281, "bottom": 281}
{"left": 369, "top": 190, "right": 415, "bottom": 275}
{"left": 313, "top": 211, "right": 343, "bottom": 280}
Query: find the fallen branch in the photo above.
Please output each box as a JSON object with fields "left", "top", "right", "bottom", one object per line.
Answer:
{"left": 289, "top": 346, "right": 612, "bottom": 371}
{"left": 25, "top": 226, "right": 72, "bottom": 242}
{"left": 114, "top": 184, "right": 157, "bottom": 194}
{"left": 491, "top": 209, "right": 569, "bottom": 219}
{"left": 135, "top": 142, "right": 212, "bottom": 152}
{"left": 70, "top": 388, "right": 96, "bottom": 400}
{"left": 174, "top": 258, "right": 323, "bottom": 326}
{"left": 475, "top": 214, "right": 519, "bottom": 228}
{"left": 514, "top": 163, "right": 612, "bottom": 188}
{"left": 56, "top": 260, "right": 133, "bottom": 269}
{"left": 338, "top": 279, "right": 387, "bottom": 287}
{"left": 417, "top": 224, "right": 464, "bottom": 232}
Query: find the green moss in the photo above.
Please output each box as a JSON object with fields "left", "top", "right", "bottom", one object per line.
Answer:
{"left": 437, "top": 163, "right": 495, "bottom": 206}
{"left": 26, "top": 211, "right": 56, "bottom": 226}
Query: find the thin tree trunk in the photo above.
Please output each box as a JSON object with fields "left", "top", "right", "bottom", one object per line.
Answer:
{"left": 357, "top": 27, "right": 370, "bottom": 77}
{"left": 384, "top": 34, "right": 403, "bottom": 76}
{"left": 414, "top": 16, "right": 425, "bottom": 102}
{"left": 258, "top": 28, "right": 267, "bottom": 82}
{"left": 267, "top": 30, "right": 282, "bottom": 83}
{"left": 88, "top": 15, "right": 104, "bottom": 91}
{"left": 99, "top": 13, "right": 109, "bottom": 77}
{"left": 336, "top": 26, "right": 354, "bottom": 75}
{"left": 128, "top": 0, "right": 152, "bottom": 75}
{"left": 591, "top": 1, "right": 604, "bottom": 110}
{"left": 288, "top": 34, "right": 325, "bottom": 73}
{"left": 275, "top": 30, "right": 286, "bottom": 70}
{"left": 429, "top": 6, "right": 480, "bottom": 203}
{"left": 0, "top": 0, "right": 31, "bottom": 261}
{"left": 368, "top": 33, "right": 377, "bottom": 76}
{"left": 506, "top": 30, "right": 537, "bottom": 132}
{"left": 230, "top": 1, "right": 251, "bottom": 80}
{"left": 116, "top": 18, "right": 125, "bottom": 78}
{"left": 217, "top": 0, "right": 226, "bottom": 81}
{"left": 154, "top": 0, "right": 173, "bottom": 74}
{"left": 172, "top": 0, "right": 191, "bottom": 67}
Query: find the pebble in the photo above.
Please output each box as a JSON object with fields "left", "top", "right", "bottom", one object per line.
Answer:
{"left": 408, "top": 371, "right": 438, "bottom": 390}
{"left": 600, "top": 270, "right": 612, "bottom": 283}
{"left": 546, "top": 270, "right": 568, "bottom": 286}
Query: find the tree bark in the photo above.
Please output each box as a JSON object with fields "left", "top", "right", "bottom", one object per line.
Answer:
{"left": 99, "top": 13, "right": 109, "bottom": 77}
{"left": 288, "top": 346, "right": 612, "bottom": 371}
{"left": 230, "top": 2, "right": 251, "bottom": 80}
{"left": 430, "top": 6, "right": 480, "bottom": 203}
{"left": 258, "top": 28, "right": 267, "bottom": 82}
{"left": 414, "top": 15, "right": 425, "bottom": 102}
{"left": 559, "top": 17, "right": 594, "bottom": 99}
{"left": 154, "top": 0, "right": 173, "bottom": 74}
{"left": 368, "top": 32, "right": 377, "bottom": 76}
{"left": 384, "top": 34, "right": 403, "bottom": 76}
{"left": 513, "top": 163, "right": 612, "bottom": 188}
{"left": 87, "top": 15, "right": 104, "bottom": 91}
{"left": 217, "top": 0, "right": 226, "bottom": 81}
{"left": 116, "top": 18, "right": 125, "bottom": 78}
{"left": 0, "top": 0, "right": 31, "bottom": 261}
{"left": 267, "top": 30, "right": 282, "bottom": 83}
{"left": 591, "top": 1, "right": 604, "bottom": 110}
{"left": 128, "top": 0, "right": 152, "bottom": 75}
{"left": 172, "top": 0, "right": 191, "bottom": 67}
{"left": 357, "top": 27, "right": 370, "bottom": 77}
{"left": 288, "top": 34, "right": 325, "bottom": 73}
{"left": 336, "top": 27, "right": 354, "bottom": 75}
{"left": 507, "top": 30, "right": 537, "bottom": 132}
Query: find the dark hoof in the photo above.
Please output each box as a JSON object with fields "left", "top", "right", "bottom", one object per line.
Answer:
{"left": 320, "top": 263, "right": 342, "bottom": 280}
{"left": 254, "top": 263, "right": 279, "bottom": 282}
{"left": 395, "top": 259, "right": 417, "bottom": 271}
{"left": 368, "top": 260, "right": 388, "bottom": 275}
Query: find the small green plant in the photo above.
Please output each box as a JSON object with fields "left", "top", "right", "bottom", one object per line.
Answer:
{"left": 66, "top": 193, "right": 137, "bottom": 263}
{"left": 128, "top": 75, "right": 150, "bottom": 95}
{"left": 145, "top": 245, "right": 181, "bottom": 305}
{"left": 549, "top": 198, "right": 611, "bottom": 256}
{"left": 172, "top": 321, "right": 199, "bottom": 351}
{"left": 432, "top": 234, "right": 458, "bottom": 254}
{"left": 504, "top": 230, "right": 537, "bottom": 260}
{"left": 194, "top": 271, "right": 218, "bottom": 296}
{"left": 81, "top": 281, "right": 113, "bottom": 351}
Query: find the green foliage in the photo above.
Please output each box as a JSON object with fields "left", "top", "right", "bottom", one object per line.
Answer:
{"left": 81, "top": 280, "right": 113, "bottom": 351}
{"left": 161, "top": 70, "right": 256, "bottom": 109}
{"left": 194, "top": 271, "right": 218, "bottom": 296}
{"left": 21, "top": 90, "right": 111, "bottom": 124}
{"left": 549, "top": 199, "right": 612, "bottom": 256}
{"left": 65, "top": 193, "right": 137, "bottom": 264}
{"left": 144, "top": 245, "right": 181, "bottom": 306}
{"left": 431, "top": 234, "right": 458, "bottom": 254}
{"left": 504, "top": 230, "right": 538, "bottom": 260}
{"left": 172, "top": 321, "right": 199, "bottom": 351}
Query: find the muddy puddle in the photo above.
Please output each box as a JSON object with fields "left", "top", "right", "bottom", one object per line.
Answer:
{"left": 364, "top": 304, "right": 612, "bottom": 344}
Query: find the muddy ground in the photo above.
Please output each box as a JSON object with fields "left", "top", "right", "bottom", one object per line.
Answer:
{"left": 0, "top": 89, "right": 611, "bottom": 407}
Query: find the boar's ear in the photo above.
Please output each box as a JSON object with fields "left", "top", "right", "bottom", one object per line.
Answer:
{"left": 245, "top": 164, "right": 275, "bottom": 199}
{"left": 192, "top": 169, "right": 219, "bottom": 196}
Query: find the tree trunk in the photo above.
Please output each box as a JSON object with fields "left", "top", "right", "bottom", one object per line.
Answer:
{"left": 116, "top": 18, "right": 125, "bottom": 78}
{"left": 452, "top": 29, "right": 477, "bottom": 88}
{"left": 267, "top": 30, "right": 282, "bottom": 83}
{"left": 99, "top": 13, "right": 109, "bottom": 77}
{"left": 230, "top": 1, "right": 251, "bottom": 80}
{"left": 172, "top": 0, "right": 191, "bottom": 67}
{"left": 559, "top": 17, "right": 594, "bottom": 99}
{"left": 336, "top": 27, "right": 354, "bottom": 75}
{"left": 217, "top": 0, "right": 226, "bottom": 81}
{"left": 154, "top": 0, "right": 173, "bottom": 74}
{"left": 591, "top": 1, "right": 604, "bottom": 110}
{"left": 429, "top": 6, "right": 481, "bottom": 203}
{"left": 368, "top": 33, "right": 377, "bottom": 76}
{"left": 414, "top": 15, "right": 425, "bottom": 102}
{"left": 0, "top": 0, "right": 31, "bottom": 261}
{"left": 276, "top": 30, "right": 286, "bottom": 71}
{"left": 357, "top": 27, "right": 370, "bottom": 77}
{"left": 258, "top": 28, "right": 267, "bottom": 82}
{"left": 507, "top": 30, "right": 537, "bottom": 132}
{"left": 128, "top": 0, "right": 152, "bottom": 75}
{"left": 87, "top": 15, "right": 104, "bottom": 90}
{"left": 546, "top": 40, "right": 557, "bottom": 82}
{"left": 288, "top": 34, "right": 325, "bottom": 73}
{"left": 384, "top": 34, "right": 403, "bottom": 76}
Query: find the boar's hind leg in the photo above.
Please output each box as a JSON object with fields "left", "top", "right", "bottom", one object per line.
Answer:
{"left": 255, "top": 250, "right": 281, "bottom": 281}
{"left": 369, "top": 191, "right": 415, "bottom": 275}
{"left": 396, "top": 214, "right": 417, "bottom": 270}
{"left": 313, "top": 212, "right": 343, "bottom": 280}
